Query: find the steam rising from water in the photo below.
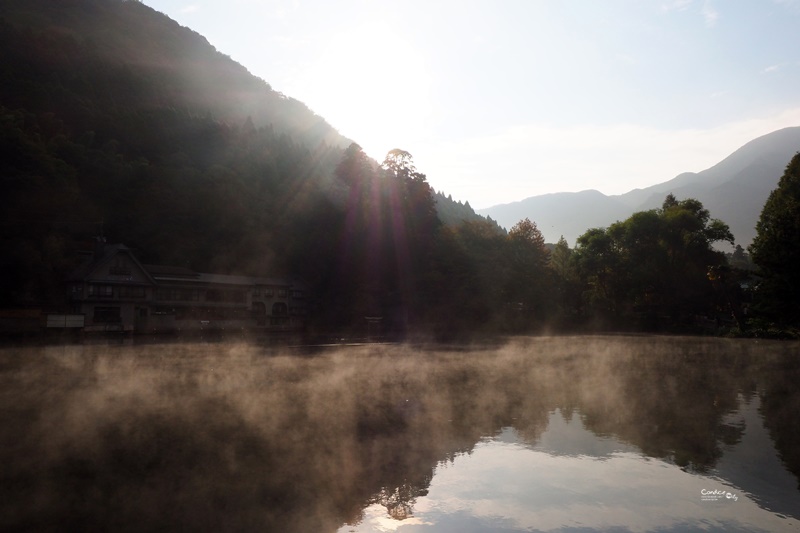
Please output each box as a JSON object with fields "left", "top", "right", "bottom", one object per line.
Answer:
{"left": 0, "top": 336, "right": 797, "bottom": 531}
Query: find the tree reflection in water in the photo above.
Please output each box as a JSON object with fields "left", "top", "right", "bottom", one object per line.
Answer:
{"left": 370, "top": 481, "right": 429, "bottom": 521}
{"left": 0, "top": 336, "right": 798, "bottom": 532}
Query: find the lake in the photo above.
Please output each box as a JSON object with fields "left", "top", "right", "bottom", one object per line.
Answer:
{"left": 1, "top": 336, "right": 799, "bottom": 532}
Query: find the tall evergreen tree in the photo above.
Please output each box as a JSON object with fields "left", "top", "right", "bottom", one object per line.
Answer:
{"left": 749, "top": 152, "right": 800, "bottom": 327}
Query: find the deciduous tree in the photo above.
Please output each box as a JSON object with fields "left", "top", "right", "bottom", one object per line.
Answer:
{"left": 503, "top": 218, "right": 551, "bottom": 329}
{"left": 573, "top": 196, "right": 733, "bottom": 329}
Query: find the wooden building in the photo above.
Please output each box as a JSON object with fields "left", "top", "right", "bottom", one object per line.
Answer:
{"left": 67, "top": 241, "right": 307, "bottom": 334}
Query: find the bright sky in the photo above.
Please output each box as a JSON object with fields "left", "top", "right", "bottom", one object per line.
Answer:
{"left": 143, "top": 0, "right": 800, "bottom": 209}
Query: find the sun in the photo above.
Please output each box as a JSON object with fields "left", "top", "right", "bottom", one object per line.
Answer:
{"left": 294, "top": 22, "right": 433, "bottom": 161}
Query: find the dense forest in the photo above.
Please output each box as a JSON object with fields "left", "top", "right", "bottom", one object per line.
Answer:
{"left": 1, "top": 0, "right": 798, "bottom": 337}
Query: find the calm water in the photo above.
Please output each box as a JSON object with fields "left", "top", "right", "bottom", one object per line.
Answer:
{"left": 344, "top": 402, "right": 800, "bottom": 532}
{"left": 1, "top": 336, "right": 799, "bottom": 532}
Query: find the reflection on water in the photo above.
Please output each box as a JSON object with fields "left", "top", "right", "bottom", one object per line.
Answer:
{"left": 1, "top": 336, "right": 799, "bottom": 532}
{"left": 345, "top": 404, "right": 800, "bottom": 532}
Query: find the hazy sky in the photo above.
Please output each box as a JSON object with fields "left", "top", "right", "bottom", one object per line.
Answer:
{"left": 143, "top": 0, "right": 800, "bottom": 208}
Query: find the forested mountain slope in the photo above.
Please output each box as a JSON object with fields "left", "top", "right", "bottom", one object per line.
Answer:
{"left": 1, "top": 0, "right": 354, "bottom": 304}
{"left": 0, "top": 0, "right": 346, "bottom": 146}
{"left": 478, "top": 190, "right": 630, "bottom": 246}
{"left": 0, "top": 0, "right": 496, "bottom": 336}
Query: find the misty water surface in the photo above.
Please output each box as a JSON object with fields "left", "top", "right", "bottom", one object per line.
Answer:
{"left": 1, "top": 336, "right": 799, "bottom": 532}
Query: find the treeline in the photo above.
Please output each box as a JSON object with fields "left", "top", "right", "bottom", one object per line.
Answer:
{"left": 433, "top": 191, "right": 504, "bottom": 230}
{"left": 318, "top": 144, "right": 764, "bottom": 338}
{"left": 7, "top": 104, "right": 789, "bottom": 337}
{"left": 0, "top": 101, "right": 345, "bottom": 304}
{"left": 325, "top": 144, "right": 800, "bottom": 338}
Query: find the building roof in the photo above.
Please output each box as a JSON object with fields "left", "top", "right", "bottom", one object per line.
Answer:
{"left": 67, "top": 242, "right": 157, "bottom": 285}
{"left": 197, "top": 273, "right": 305, "bottom": 288}
{"left": 153, "top": 271, "right": 303, "bottom": 288}
{"left": 69, "top": 242, "right": 306, "bottom": 290}
{"left": 143, "top": 264, "right": 199, "bottom": 278}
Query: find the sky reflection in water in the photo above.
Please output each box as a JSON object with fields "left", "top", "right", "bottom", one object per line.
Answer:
{"left": 343, "top": 398, "right": 800, "bottom": 533}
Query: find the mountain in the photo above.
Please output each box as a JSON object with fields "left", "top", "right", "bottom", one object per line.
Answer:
{"left": 0, "top": 0, "right": 489, "bottom": 230}
{"left": 477, "top": 190, "right": 630, "bottom": 242}
{"left": 0, "top": 0, "right": 495, "bottom": 329}
{"left": 617, "top": 126, "right": 800, "bottom": 247}
{"left": 479, "top": 127, "right": 800, "bottom": 247}
{"left": 1, "top": 0, "right": 359, "bottom": 307}
{"left": 0, "top": 0, "right": 349, "bottom": 149}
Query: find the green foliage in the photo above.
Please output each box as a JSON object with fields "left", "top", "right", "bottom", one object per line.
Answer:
{"left": 502, "top": 219, "right": 552, "bottom": 330}
{"left": 574, "top": 227, "right": 621, "bottom": 318}
{"left": 323, "top": 146, "right": 481, "bottom": 336}
{"left": 749, "top": 152, "right": 800, "bottom": 327}
{"left": 335, "top": 142, "right": 374, "bottom": 188}
{"left": 324, "top": 145, "right": 559, "bottom": 336}
{"left": 433, "top": 192, "right": 504, "bottom": 230}
{"left": 549, "top": 236, "right": 582, "bottom": 324}
{"left": 728, "top": 245, "right": 754, "bottom": 271}
{"left": 443, "top": 220, "right": 509, "bottom": 332}
{"left": 382, "top": 149, "right": 424, "bottom": 182}
{"left": 573, "top": 196, "right": 734, "bottom": 330}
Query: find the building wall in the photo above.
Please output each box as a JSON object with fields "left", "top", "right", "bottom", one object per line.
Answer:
{"left": 70, "top": 246, "right": 308, "bottom": 334}
{"left": 80, "top": 301, "right": 137, "bottom": 332}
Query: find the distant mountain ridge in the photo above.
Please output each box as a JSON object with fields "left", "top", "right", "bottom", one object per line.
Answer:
{"left": 478, "top": 127, "right": 800, "bottom": 248}
{"left": 0, "top": 0, "right": 351, "bottom": 149}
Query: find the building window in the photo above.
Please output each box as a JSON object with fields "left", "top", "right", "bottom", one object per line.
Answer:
{"left": 120, "top": 286, "right": 146, "bottom": 298}
{"left": 206, "top": 289, "right": 222, "bottom": 302}
{"left": 206, "top": 289, "right": 244, "bottom": 302}
{"left": 70, "top": 284, "right": 84, "bottom": 299}
{"left": 277, "top": 289, "right": 287, "bottom": 298}
{"left": 88, "top": 284, "right": 114, "bottom": 298}
{"left": 93, "top": 306, "right": 121, "bottom": 323}
{"left": 272, "top": 302, "right": 288, "bottom": 316}
{"left": 252, "top": 302, "right": 267, "bottom": 326}
{"left": 291, "top": 290, "right": 304, "bottom": 299}
{"left": 156, "top": 288, "right": 199, "bottom": 301}
{"left": 264, "top": 288, "right": 274, "bottom": 297}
